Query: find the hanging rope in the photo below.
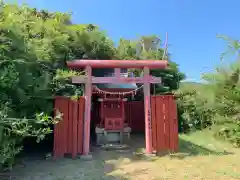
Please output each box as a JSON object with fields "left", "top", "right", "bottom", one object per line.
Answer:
{"left": 94, "top": 85, "right": 144, "bottom": 96}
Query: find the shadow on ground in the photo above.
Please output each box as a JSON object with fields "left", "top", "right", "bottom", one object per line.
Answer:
{"left": 6, "top": 134, "right": 146, "bottom": 180}
{"left": 6, "top": 134, "right": 235, "bottom": 179}
{"left": 169, "top": 137, "right": 234, "bottom": 160}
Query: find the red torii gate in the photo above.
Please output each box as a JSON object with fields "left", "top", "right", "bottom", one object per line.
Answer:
{"left": 67, "top": 59, "right": 168, "bottom": 155}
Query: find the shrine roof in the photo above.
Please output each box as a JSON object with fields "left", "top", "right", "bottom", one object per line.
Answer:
{"left": 93, "top": 68, "right": 137, "bottom": 90}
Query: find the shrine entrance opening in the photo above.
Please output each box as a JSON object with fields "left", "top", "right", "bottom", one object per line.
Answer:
{"left": 89, "top": 67, "right": 139, "bottom": 144}
{"left": 90, "top": 83, "right": 145, "bottom": 145}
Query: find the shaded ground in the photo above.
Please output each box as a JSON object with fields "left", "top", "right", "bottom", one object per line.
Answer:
{"left": 5, "top": 131, "right": 240, "bottom": 180}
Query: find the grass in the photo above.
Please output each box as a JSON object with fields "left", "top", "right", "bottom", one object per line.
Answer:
{"left": 107, "top": 130, "right": 240, "bottom": 180}
{"left": 7, "top": 130, "right": 240, "bottom": 180}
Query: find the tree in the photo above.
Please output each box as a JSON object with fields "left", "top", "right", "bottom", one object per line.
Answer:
{"left": 0, "top": 3, "right": 116, "bottom": 168}
{"left": 0, "top": 3, "right": 185, "bottom": 168}
{"left": 116, "top": 35, "right": 185, "bottom": 94}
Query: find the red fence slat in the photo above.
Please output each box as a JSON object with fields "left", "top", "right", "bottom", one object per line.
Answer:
{"left": 151, "top": 96, "right": 157, "bottom": 152}
{"left": 53, "top": 96, "right": 85, "bottom": 159}
{"left": 77, "top": 97, "right": 85, "bottom": 154}
{"left": 168, "top": 96, "right": 175, "bottom": 151}
{"left": 54, "top": 97, "right": 69, "bottom": 158}
{"left": 72, "top": 100, "right": 78, "bottom": 158}
{"left": 62, "top": 98, "right": 69, "bottom": 154}
{"left": 67, "top": 101, "right": 73, "bottom": 154}
{"left": 164, "top": 96, "right": 171, "bottom": 150}
{"left": 150, "top": 95, "right": 178, "bottom": 154}
{"left": 157, "top": 96, "right": 165, "bottom": 152}
{"left": 171, "top": 96, "right": 179, "bottom": 152}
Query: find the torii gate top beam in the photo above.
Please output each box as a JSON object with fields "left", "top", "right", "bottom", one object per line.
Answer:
{"left": 67, "top": 60, "right": 168, "bottom": 69}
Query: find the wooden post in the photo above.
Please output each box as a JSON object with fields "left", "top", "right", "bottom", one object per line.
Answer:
{"left": 143, "top": 67, "right": 152, "bottom": 154}
{"left": 83, "top": 66, "right": 92, "bottom": 155}
{"left": 115, "top": 68, "right": 121, "bottom": 78}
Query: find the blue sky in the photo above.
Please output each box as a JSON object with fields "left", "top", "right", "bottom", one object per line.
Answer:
{"left": 9, "top": 0, "right": 240, "bottom": 82}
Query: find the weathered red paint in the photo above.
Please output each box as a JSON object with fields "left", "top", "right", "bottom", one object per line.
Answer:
{"left": 67, "top": 100, "right": 73, "bottom": 154}
{"left": 53, "top": 95, "right": 178, "bottom": 158}
{"left": 98, "top": 98, "right": 126, "bottom": 131}
{"left": 77, "top": 97, "right": 85, "bottom": 154}
{"left": 67, "top": 60, "right": 168, "bottom": 69}
{"left": 151, "top": 96, "right": 157, "bottom": 152}
{"left": 168, "top": 95, "right": 178, "bottom": 152}
{"left": 72, "top": 100, "right": 78, "bottom": 158}
{"left": 151, "top": 95, "right": 178, "bottom": 153}
{"left": 92, "top": 101, "right": 145, "bottom": 132}
{"left": 54, "top": 96, "right": 68, "bottom": 158}
{"left": 163, "top": 96, "right": 170, "bottom": 150}
{"left": 53, "top": 97, "right": 85, "bottom": 159}
{"left": 114, "top": 68, "right": 121, "bottom": 78}
{"left": 83, "top": 66, "right": 92, "bottom": 155}
{"left": 92, "top": 88, "right": 134, "bottom": 93}
{"left": 143, "top": 67, "right": 152, "bottom": 154}
{"left": 105, "top": 118, "right": 124, "bottom": 130}
{"left": 125, "top": 101, "right": 145, "bottom": 132}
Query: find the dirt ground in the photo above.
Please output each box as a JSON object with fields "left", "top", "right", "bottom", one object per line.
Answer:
{"left": 5, "top": 132, "right": 240, "bottom": 180}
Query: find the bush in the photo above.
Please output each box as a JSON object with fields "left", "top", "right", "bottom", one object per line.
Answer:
{"left": 213, "top": 121, "right": 240, "bottom": 148}
{"left": 0, "top": 105, "right": 62, "bottom": 170}
{"left": 176, "top": 88, "right": 214, "bottom": 132}
{"left": 177, "top": 59, "right": 240, "bottom": 148}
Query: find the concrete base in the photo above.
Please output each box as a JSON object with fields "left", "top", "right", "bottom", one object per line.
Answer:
{"left": 95, "top": 127, "right": 131, "bottom": 145}
{"left": 133, "top": 150, "right": 157, "bottom": 161}
{"left": 100, "top": 144, "right": 129, "bottom": 151}
{"left": 80, "top": 154, "right": 93, "bottom": 161}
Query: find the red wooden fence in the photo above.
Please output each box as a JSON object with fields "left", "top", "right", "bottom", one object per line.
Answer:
{"left": 53, "top": 96, "right": 85, "bottom": 159}
{"left": 53, "top": 95, "right": 178, "bottom": 158}
{"left": 151, "top": 95, "right": 178, "bottom": 153}
{"left": 125, "top": 101, "right": 145, "bottom": 132}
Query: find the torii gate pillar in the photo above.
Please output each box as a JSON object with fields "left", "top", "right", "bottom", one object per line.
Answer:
{"left": 67, "top": 60, "right": 168, "bottom": 155}
{"left": 83, "top": 66, "right": 92, "bottom": 155}
{"left": 143, "top": 67, "right": 152, "bottom": 153}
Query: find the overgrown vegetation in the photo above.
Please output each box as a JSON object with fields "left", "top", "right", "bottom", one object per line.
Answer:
{"left": 3, "top": 2, "right": 239, "bottom": 171}
{"left": 176, "top": 37, "right": 240, "bottom": 147}
{"left": 0, "top": 3, "right": 183, "bottom": 169}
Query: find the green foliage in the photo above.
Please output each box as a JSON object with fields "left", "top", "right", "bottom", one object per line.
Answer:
{"left": 176, "top": 87, "right": 215, "bottom": 132}
{"left": 0, "top": 105, "right": 62, "bottom": 170}
{"left": 177, "top": 36, "right": 240, "bottom": 148}
{"left": 0, "top": 3, "right": 102, "bottom": 169}
{"left": 0, "top": 2, "right": 184, "bottom": 169}
{"left": 116, "top": 36, "right": 185, "bottom": 94}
